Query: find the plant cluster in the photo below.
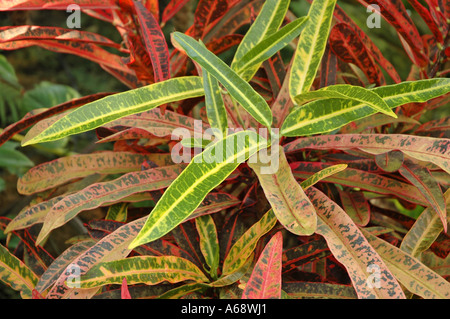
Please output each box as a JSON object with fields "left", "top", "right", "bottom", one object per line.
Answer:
{"left": 0, "top": 0, "right": 449, "bottom": 299}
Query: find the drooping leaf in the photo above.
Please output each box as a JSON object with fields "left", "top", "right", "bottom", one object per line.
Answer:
{"left": 400, "top": 189, "right": 450, "bottom": 258}
{"left": 363, "top": 229, "right": 450, "bottom": 299}
{"left": 35, "top": 164, "right": 185, "bottom": 246}
{"left": 281, "top": 78, "right": 450, "bottom": 137}
{"left": 0, "top": 244, "right": 39, "bottom": 299}
{"left": 78, "top": 256, "right": 208, "bottom": 289}
{"left": 222, "top": 209, "right": 277, "bottom": 276}
{"left": 172, "top": 32, "right": 272, "bottom": 128}
{"left": 134, "top": 1, "right": 170, "bottom": 83}
{"left": 17, "top": 151, "right": 162, "bottom": 195}
{"left": 293, "top": 84, "right": 397, "bottom": 118}
{"left": 398, "top": 160, "right": 447, "bottom": 231}
{"left": 195, "top": 215, "right": 220, "bottom": 279}
{"left": 307, "top": 187, "right": 405, "bottom": 299}
{"left": 242, "top": 231, "right": 283, "bottom": 299}
{"left": 284, "top": 134, "right": 450, "bottom": 176}
{"left": 22, "top": 76, "right": 205, "bottom": 145}
{"left": 289, "top": 0, "right": 337, "bottom": 98}
{"left": 248, "top": 146, "right": 317, "bottom": 236}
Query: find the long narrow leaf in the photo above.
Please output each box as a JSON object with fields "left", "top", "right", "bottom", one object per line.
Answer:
{"left": 22, "top": 76, "right": 205, "bottom": 145}
{"left": 129, "top": 131, "right": 268, "bottom": 248}
{"left": 172, "top": 32, "right": 272, "bottom": 128}
{"left": 289, "top": 0, "right": 337, "bottom": 98}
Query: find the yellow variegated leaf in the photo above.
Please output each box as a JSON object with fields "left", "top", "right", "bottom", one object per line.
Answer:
{"left": 289, "top": 0, "right": 337, "bottom": 98}
{"left": 78, "top": 256, "right": 209, "bottom": 289}
{"left": 129, "top": 131, "right": 269, "bottom": 248}
{"left": 22, "top": 76, "right": 205, "bottom": 145}
{"left": 0, "top": 244, "right": 39, "bottom": 299}
{"left": 300, "top": 164, "right": 348, "bottom": 190}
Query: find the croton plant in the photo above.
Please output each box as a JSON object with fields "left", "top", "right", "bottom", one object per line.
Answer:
{"left": 0, "top": 0, "right": 449, "bottom": 300}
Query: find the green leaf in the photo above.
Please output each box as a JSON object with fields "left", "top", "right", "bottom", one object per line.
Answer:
{"left": 400, "top": 189, "right": 450, "bottom": 258}
{"left": 202, "top": 67, "right": 228, "bottom": 138}
{"left": 172, "top": 32, "right": 272, "bottom": 128}
{"left": 78, "top": 256, "right": 209, "bottom": 289}
{"left": 242, "top": 231, "right": 283, "bottom": 299}
{"left": 300, "top": 164, "right": 347, "bottom": 190}
{"left": 0, "top": 244, "right": 39, "bottom": 299}
{"left": 195, "top": 215, "right": 220, "bottom": 279}
{"left": 22, "top": 76, "right": 205, "bottom": 145}
{"left": 105, "top": 203, "right": 128, "bottom": 223}
{"left": 282, "top": 78, "right": 450, "bottom": 137}
{"left": 235, "top": 16, "right": 308, "bottom": 81}
{"left": 129, "top": 131, "right": 268, "bottom": 248}
{"left": 0, "top": 143, "right": 33, "bottom": 168}
{"left": 293, "top": 84, "right": 397, "bottom": 118}
{"left": 222, "top": 209, "right": 277, "bottom": 276}
{"left": 289, "top": 0, "right": 337, "bottom": 98}
{"left": 248, "top": 146, "right": 317, "bottom": 236}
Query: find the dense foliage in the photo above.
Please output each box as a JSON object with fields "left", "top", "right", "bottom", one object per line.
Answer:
{"left": 0, "top": 0, "right": 449, "bottom": 299}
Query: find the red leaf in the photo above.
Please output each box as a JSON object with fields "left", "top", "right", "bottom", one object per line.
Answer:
{"left": 333, "top": 4, "right": 401, "bottom": 83}
{"left": 133, "top": 0, "right": 170, "bottom": 83}
{"left": 161, "top": 0, "right": 191, "bottom": 25}
{"left": 330, "top": 23, "right": 384, "bottom": 86}
{"left": 242, "top": 231, "right": 283, "bottom": 299}
{"left": 319, "top": 43, "right": 338, "bottom": 88}
{"left": 32, "top": 289, "right": 44, "bottom": 299}
{"left": 407, "top": 0, "right": 443, "bottom": 44}
{"left": 121, "top": 277, "right": 132, "bottom": 299}
{"left": 189, "top": 0, "right": 229, "bottom": 39}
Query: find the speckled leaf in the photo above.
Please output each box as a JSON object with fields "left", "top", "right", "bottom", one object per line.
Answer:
{"left": 78, "top": 256, "right": 208, "bottom": 289}
{"left": 34, "top": 240, "right": 94, "bottom": 293}
{"left": 281, "top": 78, "right": 450, "bottom": 137}
{"left": 290, "top": 161, "right": 427, "bottom": 206}
{"left": 282, "top": 281, "right": 357, "bottom": 299}
{"left": 289, "top": 0, "right": 337, "bottom": 98}
{"left": 18, "top": 151, "right": 158, "bottom": 195}
{"left": 308, "top": 187, "right": 405, "bottom": 299}
{"left": 22, "top": 76, "right": 205, "bottom": 145}
{"left": 222, "top": 209, "right": 277, "bottom": 276}
{"left": 398, "top": 160, "right": 447, "bottom": 232}
{"left": 172, "top": 32, "right": 272, "bottom": 128}
{"left": 35, "top": 164, "right": 185, "bottom": 246}
{"left": 293, "top": 84, "right": 397, "bottom": 118}
{"left": 129, "top": 131, "right": 268, "bottom": 248}
{"left": 362, "top": 229, "right": 450, "bottom": 299}
{"left": 283, "top": 134, "right": 450, "bottom": 175}
{"left": 195, "top": 215, "right": 220, "bottom": 279}
{"left": 400, "top": 189, "right": 450, "bottom": 258}
{"left": 338, "top": 190, "right": 370, "bottom": 226}
{"left": 242, "top": 231, "right": 283, "bottom": 299}
{"left": 375, "top": 150, "right": 404, "bottom": 172}
{"left": 248, "top": 146, "right": 317, "bottom": 236}
{"left": 0, "top": 244, "right": 39, "bottom": 299}
{"left": 46, "top": 217, "right": 146, "bottom": 299}
{"left": 134, "top": 1, "right": 170, "bottom": 83}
